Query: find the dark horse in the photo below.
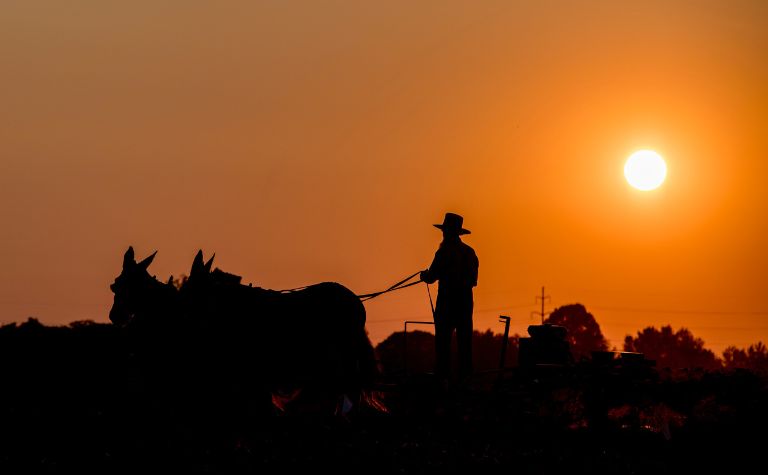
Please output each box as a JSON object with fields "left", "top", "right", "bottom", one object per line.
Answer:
{"left": 109, "top": 247, "right": 380, "bottom": 416}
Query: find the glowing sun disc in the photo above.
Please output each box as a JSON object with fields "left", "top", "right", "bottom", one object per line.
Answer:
{"left": 624, "top": 150, "right": 667, "bottom": 191}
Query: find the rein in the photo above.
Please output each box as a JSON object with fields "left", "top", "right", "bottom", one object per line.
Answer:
{"left": 275, "top": 270, "right": 428, "bottom": 303}
{"left": 357, "top": 271, "right": 424, "bottom": 302}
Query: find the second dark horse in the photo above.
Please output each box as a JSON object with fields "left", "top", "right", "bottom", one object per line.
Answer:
{"left": 109, "top": 247, "right": 379, "bottom": 417}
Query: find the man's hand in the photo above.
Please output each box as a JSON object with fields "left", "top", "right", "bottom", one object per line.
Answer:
{"left": 420, "top": 270, "right": 429, "bottom": 283}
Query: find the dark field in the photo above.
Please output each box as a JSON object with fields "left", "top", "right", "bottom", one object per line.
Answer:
{"left": 1, "top": 319, "right": 765, "bottom": 474}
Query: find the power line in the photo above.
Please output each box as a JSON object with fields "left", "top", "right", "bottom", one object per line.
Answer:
{"left": 475, "top": 302, "right": 538, "bottom": 312}
{"left": 365, "top": 287, "right": 768, "bottom": 325}
{"left": 367, "top": 301, "right": 535, "bottom": 325}
{"left": 590, "top": 306, "right": 768, "bottom": 316}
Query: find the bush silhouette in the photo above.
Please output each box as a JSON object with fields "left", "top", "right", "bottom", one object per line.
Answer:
{"left": 624, "top": 325, "right": 721, "bottom": 373}
{"left": 723, "top": 342, "right": 768, "bottom": 374}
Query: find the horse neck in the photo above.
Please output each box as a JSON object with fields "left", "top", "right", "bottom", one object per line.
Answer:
{"left": 154, "top": 281, "right": 178, "bottom": 308}
{"left": 137, "top": 279, "right": 179, "bottom": 323}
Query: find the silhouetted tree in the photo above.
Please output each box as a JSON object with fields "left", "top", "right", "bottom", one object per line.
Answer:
{"left": 723, "top": 342, "right": 768, "bottom": 373}
{"left": 471, "top": 329, "right": 520, "bottom": 371}
{"left": 376, "top": 330, "right": 435, "bottom": 376}
{"left": 623, "top": 325, "right": 721, "bottom": 372}
{"left": 18, "top": 316, "right": 44, "bottom": 331}
{"left": 544, "top": 304, "right": 608, "bottom": 361}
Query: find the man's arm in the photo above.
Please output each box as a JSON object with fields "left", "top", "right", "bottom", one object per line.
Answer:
{"left": 420, "top": 248, "right": 443, "bottom": 284}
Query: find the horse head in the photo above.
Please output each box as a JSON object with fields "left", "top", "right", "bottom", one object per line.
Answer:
{"left": 184, "top": 249, "right": 247, "bottom": 288}
{"left": 178, "top": 249, "right": 215, "bottom": 294}
{"left": 109, "top": 246, "right": 172, "bottom": 328}
{"left": 191, "top": 249, "right": 215, "bottom": 280}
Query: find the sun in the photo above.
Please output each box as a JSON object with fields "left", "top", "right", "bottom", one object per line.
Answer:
{"left": 624, "top": 150, "right": 667, "bottom": 191}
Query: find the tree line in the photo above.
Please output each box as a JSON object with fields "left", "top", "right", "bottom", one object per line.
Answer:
{"left": 2, "top": 301, "right": 766, "bottom": 376}
{"left": 376, "top": 303, "right": 768, "bottom": 376}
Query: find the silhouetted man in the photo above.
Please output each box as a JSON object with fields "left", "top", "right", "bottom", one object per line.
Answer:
{"left": 420, "top": 212, "right": 479, "bottom": 385}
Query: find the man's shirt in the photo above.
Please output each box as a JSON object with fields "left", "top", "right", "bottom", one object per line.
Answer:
{"left": 423, "top": 238, "right": 479, "bottom": 293}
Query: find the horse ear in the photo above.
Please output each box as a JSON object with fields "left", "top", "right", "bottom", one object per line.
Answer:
{"left": 191, "top": 250, "right": 204, "bottom": 276}
{"left": 138, "top": 250, "right": 157, "bottom": 270}
{"left": 123, "top": 246, "right": 135, "bottom": 269}
{"left": 204, "top": 254, "right": 215, "bottom": 273}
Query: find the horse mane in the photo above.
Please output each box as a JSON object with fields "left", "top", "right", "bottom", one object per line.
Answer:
{"left": 210, "top": 268, "right": 242, "bottom": 286}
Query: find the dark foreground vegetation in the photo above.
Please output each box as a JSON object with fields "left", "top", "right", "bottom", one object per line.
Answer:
{"left": 1, "top": 318, "right": 766, "bottom": 474}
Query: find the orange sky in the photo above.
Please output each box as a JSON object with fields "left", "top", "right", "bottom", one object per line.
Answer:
{"left": 1, "top": 1, "right": 766, "bottom": 355}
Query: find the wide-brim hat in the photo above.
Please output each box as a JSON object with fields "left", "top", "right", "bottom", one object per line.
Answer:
{"left": 434, "top": 212, "right": 471, "bottom": 235}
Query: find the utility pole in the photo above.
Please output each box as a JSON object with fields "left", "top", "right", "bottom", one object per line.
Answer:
{"left": 531, "top": 286, "right": 551, "bottom": 324}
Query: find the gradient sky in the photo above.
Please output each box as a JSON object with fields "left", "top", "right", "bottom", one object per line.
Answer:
{"left": 2, "top": 0, "right": 766, "bottom": 355}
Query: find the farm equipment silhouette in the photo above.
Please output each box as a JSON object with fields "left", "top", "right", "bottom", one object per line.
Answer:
{"left": 396, "top": 316, "right": 659, "bottom": 431}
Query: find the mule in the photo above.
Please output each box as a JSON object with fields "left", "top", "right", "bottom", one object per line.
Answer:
{"left": 109, "top": 247, "right": 380, "bottom": 416}
{"left": 180, "top": 250, "right": 379, "bottom": 413}
{"left": 109, "top": 247, "right": 208, "bottom": 415}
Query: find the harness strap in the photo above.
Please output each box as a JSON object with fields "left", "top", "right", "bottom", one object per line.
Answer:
{"left": 278, "top": 286, "right": 310, "bottom": 293}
